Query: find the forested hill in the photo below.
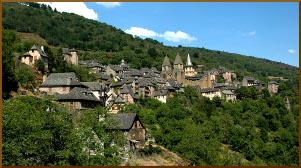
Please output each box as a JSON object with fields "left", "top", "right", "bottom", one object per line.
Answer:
{"left": 2, "top": 2, "right": 299, "bottom": 83}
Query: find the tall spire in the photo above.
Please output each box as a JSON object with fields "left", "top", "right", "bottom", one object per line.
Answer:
{"left": 174, "top": 53, "right": 183, "bottom": 65}
{"left": 162, "top": 55, "right": 171, "bottom": 67}
{"left": 186, "top": 54, "right": 192, "bottom": 66}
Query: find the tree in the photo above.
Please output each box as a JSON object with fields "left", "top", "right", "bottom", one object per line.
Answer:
{"left": 3, "top": 96, "right": 85, "bottom": 165}
{"left": 147, "top": 48, "right": 158, "bottom": 57}
{"left": 15, "top": 63, "right": 35, "bottom": 89}
{"left": 34, "top": 58, "right": 45, "bottom": 75}
{"left": 2, "top": 29, "right": 19, "bottom": 99}
{"left": 212, "top": 96, "right": 222, "bottom": 107}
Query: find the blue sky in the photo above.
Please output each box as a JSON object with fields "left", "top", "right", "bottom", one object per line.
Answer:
{"left": 40, "top": 2, "right": 299, "bottom": 67}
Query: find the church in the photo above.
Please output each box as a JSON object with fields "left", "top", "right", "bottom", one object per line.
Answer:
{"left": 161, "top": 53, "right": 212, "bottom": 89}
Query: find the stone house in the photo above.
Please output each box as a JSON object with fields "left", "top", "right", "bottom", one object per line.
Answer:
{"left": 62, "top": 48, "right": 78, "bottom": 66}
{"left": 119, "top": 85, "right": 137, "bottom": 104}
{"left": 82, "top": 82, "right": 107, "bottom": 106}
{"left": 106, "top": 64, "right": 123, "bottom": 78}
{"left": 54, "top": 87, "right": 100, "bottom": 110}
{"left": 39, "top": 72, "right": 87, "bottom": 95}
{"left": 108, "top": 113, "right": 146, "bottom": 150}
{"left": 242, "top": 76, "right": 255, "bottom": 86}
{"left": 21, "top": 44, "right": 48, "bottom": 68}
{"left": 223, "top": 71, "right": 232, "bottom": 83}
{"left": 221, "top": 90, "right": 236, "bottom": 102}
{"left": 108, "top": 96, "right": 125, "bottom": 114}
{"left": 79, "top": 59, "right": 103, "bottom": 74}
{"left": 200, "top": 88, "right": 221, "bottom": 100}
{"left": 154, "top": 89, "right": 168, "bottom": 103}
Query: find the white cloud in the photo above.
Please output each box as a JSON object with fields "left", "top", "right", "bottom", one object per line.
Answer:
{"left": 96, "top": 2, "right": 121, "bottom": 8}
{"left": 38, "top": 2, "right": 98, "bottom": 20}
{"left": 160, "top": 31, "right": 197, "bottom": 42}
{"left": 125, "top": 27, "right": 158, "bottom": 37}
{"left": 243, "top": 30, "right": 256, "bottom": 36}
{"left": 125, "top": 27, "right": 197, "bottom": 43}
{"left": 288, "top": 49, "right": 296, "bottom": 54}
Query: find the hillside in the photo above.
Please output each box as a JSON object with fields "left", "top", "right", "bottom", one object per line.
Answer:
{"left": 2, "top": 2, "right": 299, "bottom": 166}
{"left": 2, "top": 2, "right": 299, "bottom": 84}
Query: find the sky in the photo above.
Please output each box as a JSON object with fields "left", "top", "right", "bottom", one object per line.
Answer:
{"left": 38, "top": 2, "right": 299, "bottom": 67}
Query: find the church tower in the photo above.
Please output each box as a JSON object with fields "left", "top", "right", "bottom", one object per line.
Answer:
{"left": 70, "top": 48, "right": 78, "bottom": 66}
{"left": 162, "top": 55, "right": 172, "bottom": 79}
{"left": 184, "top": 54, "right": 197, "bottom": 77}
{"left": 173, "top": 53, "right": 185, "bottom": 84}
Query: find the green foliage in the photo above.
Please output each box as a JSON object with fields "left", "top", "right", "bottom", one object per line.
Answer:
{"left": 76, "top": 107, "right": 126, "bottom": 166}
{"left": 2, "top": 29, "right": 19, "bottom": 99}
{"left": 15, "top": 63, "right": 36, "bottom": 89}
{"left": 3, "top": 96, "right": 85, "bottom": 165}
{"left": 138, "top": 143, "right": 162, "bottom": 156}
{"left": 123, "top": 86, "right": 298, "bottom": 166}
{"left": 3, "top": 97, "right": 125, "bottom": 166}
{"left": 34, "top": 58, "right": 45, "bottom": 75}
{"left": 235, "top": 86, "right": 259, "bottom": 100}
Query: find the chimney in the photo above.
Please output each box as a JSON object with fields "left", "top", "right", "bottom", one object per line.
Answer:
{"left": 67, "top": 77, "right": 72, "bottom": 84}
{"left": 41, "top": 46, "right": 44, "bottom": 51}
{"left": 43, "top": 75, "right": 47, "bottom": 83}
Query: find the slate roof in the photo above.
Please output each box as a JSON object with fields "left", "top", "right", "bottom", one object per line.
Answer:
{"left": 151, "top": 67, "right": 160, "bottom": 74}
{"left": 114, "top": 96, "right": 125, "bottom": 104}
{"left": 130, "top": 69, "right": 143, "bottom": 77}
{"left": 110, "top": 80, "right": 124, "bottom": 87}
{"left": 141, "top": 68, "right": 151, "bottom": 74}
{"left": 108, "top": 64, "right": 123, "bottom": 72}
{"left": 185, "top": 75, "right": 202, "bottom": 81}
{"left": 155, "top": 77, "right": 166, "bottom": 84}
{"left": 98, "top": 73, "right": 111, "bottom": 80}
{"left": 200, "top": 88, "right": 220, "bottom": 93}
{"left": 269, "top": 81, "right": 279, "bottom": 85}
{"left": 167, "top": 78, "right": 182, "bottom": 89}
{"left": 40, "top": 72, "right": 85, "bottom": 87}
{"left": 214, "top": 83, "right": 228, "bottom": 88}
{"left": 120, "top": 85, "right": 137, "bottom": 99}
{"left": 108, "top": 113, "right": 144, "bottom": 130}
{"left": 123, "top": 77, "right": 135, "bottom": 84}
{"left": 154, "top": 89, "right": 168, "bottom": 97}
{"left": 222, "top": 90, "right": 235, "bottom": 95}
{"left": 138, "top": 78, "right": 154, "bottom": 87}
{"left": 224, "top": 86, "right": 237, "bottom": 90}
{"left": 162, "top": 55, "right": 171, "bottom": 67}
{"left": 55, "top": 87, "right": 99, "bottom": 102}
{"left": 70, "top": 48, "right": 77, "bottom": 52}
{"left": 244, "top": 76, "right": 255, "bottom": 82}
{"left": 82, "top": 82, "right": 105, "bottom": 91}
{"left": 79, "top": 59, "right": 103, "bottom": 68}
{"left": 174, "top": 53, "right": 183, "bottom": 65}
{"left": 62, "top": 48, "right": 71, "bottom": 55}
{"left": 30, "top": 45, "right": 47, "bottom": 57}
{"left": 22, "top": 52, "right": 31, "bottom": 57}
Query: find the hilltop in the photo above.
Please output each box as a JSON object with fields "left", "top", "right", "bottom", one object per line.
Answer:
{"left": 2, "top": 2, "right": 298, "bottom": 83}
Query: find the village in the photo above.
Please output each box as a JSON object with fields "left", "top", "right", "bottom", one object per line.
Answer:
{"left": 19, "top": 44, "right": 288, "bottom": 163}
